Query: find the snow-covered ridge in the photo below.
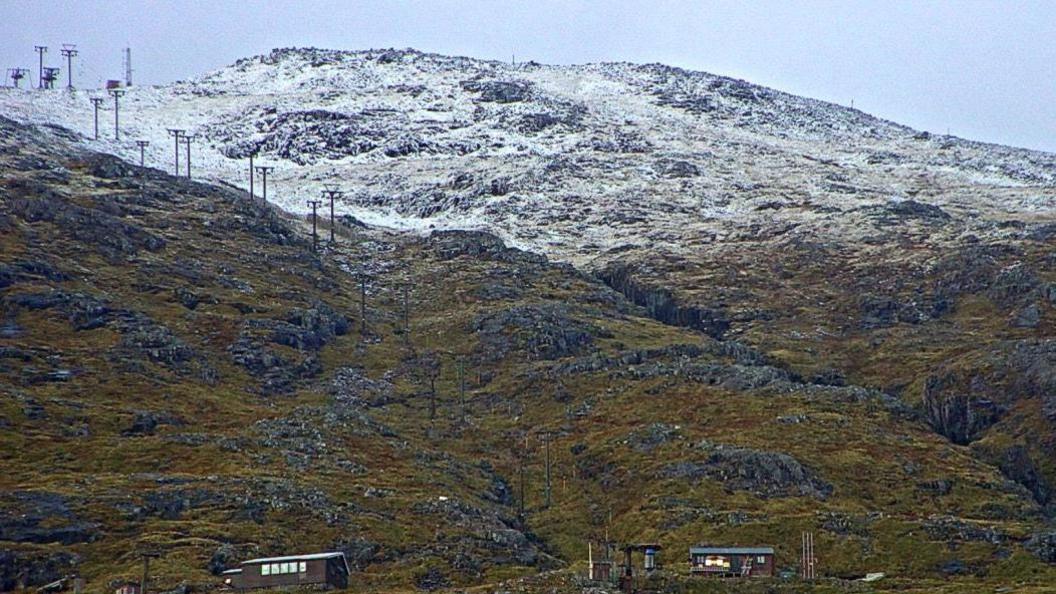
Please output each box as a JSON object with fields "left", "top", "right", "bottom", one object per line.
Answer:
{"left": 2, "top": 46, "right": 1054, "bottom": 265}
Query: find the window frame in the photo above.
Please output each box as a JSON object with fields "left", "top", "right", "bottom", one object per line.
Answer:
{"left": 261, "top": 564, "right": 270, "bottom": 576}
{"left": 757, "top": 555, "right": 766, "bottom": 564}
{"left": 299, "top": 561, "right": 307, "bottom": 573}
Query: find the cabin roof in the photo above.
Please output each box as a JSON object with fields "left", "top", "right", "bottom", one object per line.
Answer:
{"left": 241, "top": 552, "right": 350, "bottom": 574}
{"left": 690, "top": 546, "right": 775, "bottom": 555}
{"left": 220, "top": 569, "right": 243, "bottom": 575}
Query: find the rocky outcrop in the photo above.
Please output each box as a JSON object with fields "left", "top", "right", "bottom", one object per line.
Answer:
{"left": 923, "top": 516, "right": 1007, "bottom": 544}
{"left": 921, "top": 373, "right": 1004, "bottom": 445}
{"left": 472, "top": 304, "right": 605, "bottom": 361}
{"left": 3, "top": 290, "right": 217, "bottom": 380}
{"left": 0, "top": 491, "right": 99, "bottom": 545}
{"left": 7, "top": 190, "right": 165, "bottom": 262}
{"left": 596, "top": 263, "right": 729, "bottom": 338}
{"left": 428, "top": 230, "right": 546, "bottom": 265}
{"left": 1027, "top": 530, "right": 1056, "bottom": 563}
{"left": 660, "top": 444, "right": 833, "bottom": 499}
{"left": 0, "top": 550, "right": 79, "bottom": 591}
{"left": 461, "top": 80, "right": 532, "bottom": 103}
{"left": 228, "top": 301, "right": 348, "bottom": 394}
{"left": 619, "top": 423, "right": 683, "bottom": 453}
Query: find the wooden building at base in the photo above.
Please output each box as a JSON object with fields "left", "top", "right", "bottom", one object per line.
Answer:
{"left": 225, "top": 552, "right": 349, "bottom": 590}
{"left": 689, "top": 546, "right": 774, "bottom": 577}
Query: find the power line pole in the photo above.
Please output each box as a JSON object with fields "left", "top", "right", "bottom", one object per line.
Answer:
{"left": 89, "top": 97, "right": 104, "bottom": 139}
{"left": 248, "top": 152, "right": 255, "bottom": 200}
{"left": 166, "top": 129, "right": 184, "bottom": 175}
{"left": 458, "top": 357, "right": 466, "bottom": 424}
{"left": 182, "top": 135, "right": 195, "bottom": 178}
{"left": 140, "top": 552, "right": 159, "bottom": 594}
{"left": 540, "top": 430, "right": 553, "bottom": 508}
{"left": 108, "top": 88, "right": 125, "bottom": 139}
{"left": 135, "top": 140, "right": 149, "bottom": 166}
{"left": 402, "top": 284, "right": 410, "bottom": 342}
{"left": 306, "top": 199, "right": 322, "bottom": 252}
{"left": 60, "top": 45, "right": 77, "bottom": 89}
{"left": 359, "top": 275, "right": 367, "bottom": 336}
{"left": 255, "top": 166, "right": 273, "bottom": 203}
{"left": 519, "top": 450, "right": 526, "bottom": 518}
{"left": 34, "top": 46, "right": 46, "bottom": 89}
{"left": 322, "top": 185, "right": 343, "bottom": 244}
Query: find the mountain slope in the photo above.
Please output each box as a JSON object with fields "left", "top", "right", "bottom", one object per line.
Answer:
{"left": 1, "top": 47, "right": 1056, "bottom": 593}
{"left": 1, "top": 112, "right": 1056, "bottom": 593}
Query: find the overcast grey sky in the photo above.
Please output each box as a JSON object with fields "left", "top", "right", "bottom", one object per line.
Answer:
{"left": 4, "top": 0, "right": 1055, "bottom": 151}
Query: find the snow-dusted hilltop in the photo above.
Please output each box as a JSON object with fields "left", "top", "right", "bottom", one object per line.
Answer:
{"left": 2, "top": 47, "right": 1054, "bottom": 264}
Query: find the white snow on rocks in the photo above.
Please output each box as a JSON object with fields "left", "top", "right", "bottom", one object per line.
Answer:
{"left": 2, "top": 47, "right": 1054, "bottom": 265}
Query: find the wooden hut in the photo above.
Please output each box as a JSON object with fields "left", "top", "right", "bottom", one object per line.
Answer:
{"left": 227, "top": 552, "right": 349, "bottom": 590}
{"left": 689, "top": 546, "right": 774, "bottom": 577}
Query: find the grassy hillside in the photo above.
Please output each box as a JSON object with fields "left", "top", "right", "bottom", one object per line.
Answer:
{"left": 1, "top": 116, "right": 1055, "bottom": 593}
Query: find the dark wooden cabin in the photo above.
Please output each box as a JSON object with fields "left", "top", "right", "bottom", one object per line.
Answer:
{"left": 689, "top": 546, "right": 774, "bottom": 577}
{"left": 226, "top": 552, "right": 349, "bottom": 590}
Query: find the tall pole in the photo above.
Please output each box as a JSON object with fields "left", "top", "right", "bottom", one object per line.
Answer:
{"left": 34, "top": 46, "right": 46, "bottom": 89}
{"left": 307, "top": 200, "right": 322, "bottom": 252}
{"left": 60, "top": 45, "right": 77, "bottom": 89}
{"left": 543, "top": 431, "right": 552, "bottom": 508}
{"left": 248, "top": 153, "right": 255, "bottom": 200}
{"left": 359, "top": 275, "right": 367, "bottom": 336}
{"left": 140, "top": 552, "right": 159, "bottom": 594}
{"left": 90, "top": 97, "right": 104, "bottom": 139}
{"left": 108, "top": 89, "right": 125, "bottom": 140}
{"left": 458, "top": 357, "right": 466, "bottom": 424}
{"left": 322, "top": 185, "right": 343, "bottom": 245}
{"left": 136, "top": 140, "right": 149, "bottom": 166}
{"left": 255, "top": 166, "right": 273, "bottom": 203}
{"left": 402, "top": 284, "right": 410, "bottom": 340}
{"left": 182, "top": 135, "right": 195, "bottom": 178}
{"left": 166, "top": 129, "right": 184, "bottom": 175}
{"left": 519, "top": 442, "right": 526, "bottom": 517}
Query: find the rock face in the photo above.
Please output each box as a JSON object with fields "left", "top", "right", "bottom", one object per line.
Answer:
{"left": 660, "top": 445, "right": 833, "bottom": 500}
{"left": 3, "top": 290, "right": 217, "bottom": 381}
{"left": 228, "top": 301, "right": 348, "bottom": 394}
{"left": 0, "top": 491, "right": 99, "bottom": 545}
{"left": 0, "top": 550, "right": 79, "bottom": 590}
{"left": 597, "top": 263, "right": 729, "bottom": 338}
{"left": 921, "top": 374, "right": 1003, "bottom": 445}
{"left": 1027, "top": 531, "right": 1056, "bottom": 563}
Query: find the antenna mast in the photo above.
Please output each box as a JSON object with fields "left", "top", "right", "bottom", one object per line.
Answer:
{"left": 33, "top": 46, "right": 46, "bottom": 89}
{"left": 123, "top": 48, "right": 133, "bottom": 86}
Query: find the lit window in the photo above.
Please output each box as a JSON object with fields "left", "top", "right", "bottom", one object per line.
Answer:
{"left": 757, "top": 556, "right": 766, "bottom": 563}
{"left": 705, "top": 556, "right": 730, "bottom": 568}
{"left": 299, "top": 562, "right": 307, "bottom": 573}
{"left": 271, "top": 564, "right": 280, "bottom": 575}
{"left": 261, "top": 565, "right": 270, "bottom": 576}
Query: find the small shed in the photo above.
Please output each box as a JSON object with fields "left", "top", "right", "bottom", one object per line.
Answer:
{"left": 230, "top": 552, "right": 349, "bottom": 590}
{"left": 589, "top": 559, "right": 613, "bottom": 582}
{"left": 689, "top": 546, "right": 775, "bottom": 577}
